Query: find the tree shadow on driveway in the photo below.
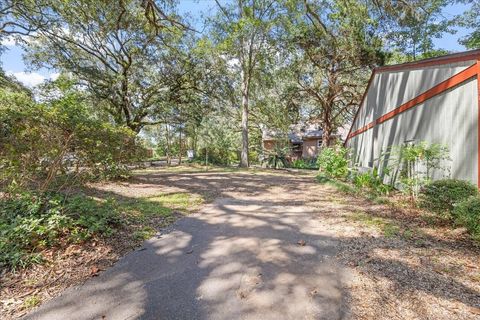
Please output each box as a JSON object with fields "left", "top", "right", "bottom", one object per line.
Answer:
{"left": 25, "top": 169, "right": 480, "bottom": 319}
{"left": 25, "top": 195, "right": 352, "bottom": 320}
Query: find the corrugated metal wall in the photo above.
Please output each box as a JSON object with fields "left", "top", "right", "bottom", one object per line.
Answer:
{"left": 348, "top": 60, "right": 479, "bottom": 185}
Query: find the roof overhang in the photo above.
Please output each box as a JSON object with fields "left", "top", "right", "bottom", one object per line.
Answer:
{"left": 376, "top": 49, "right": 480, "bottom": 73}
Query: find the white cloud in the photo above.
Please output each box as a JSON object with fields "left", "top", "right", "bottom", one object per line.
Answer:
{"left": 50, "top": 72, "right": 60, "bottom": 81}
{"left": 6, "top": 71, "right": 60, "bottom": 87}
{"left": 7, "top": 71, "right": 45, "bottom": 87}
{"left": 0, "top": 36, "right": 16, "bottom": 47}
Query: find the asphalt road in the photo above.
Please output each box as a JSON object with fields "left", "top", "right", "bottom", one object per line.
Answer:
{"left": 26, "top": 194, "right": 349, "bottom": 320}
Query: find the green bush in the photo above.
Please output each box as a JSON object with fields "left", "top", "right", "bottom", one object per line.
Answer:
{"left": 352, "top": 171, "right": 372, "bottom": 189}
{"left": 290, "top": 158, "right": 319, "bottom": 170}
{"left": 317, "top": 145, "right": 349, "bottom": 179}
{"left": 453, "top": 196, "right": 480, "bottom": 241}
{"left": 0, "top": 192, "right": 119, "bottom": 270}
{"left": 262, "top": 145, "right": 290, "bottom": 169}
{"left": 195, "top": 148, "right": 237, "bottom": 166}
{"left": 352, "top": 168, "right": 392, "bottom": 195}
{"left": 0, "top": 81, "right": 146, "bottom": 192}
{"left": 388, "top": 141, "right": 450, "bottom": 200}
{"left": 419, "top": 179, "right": 478, "bottom": 216}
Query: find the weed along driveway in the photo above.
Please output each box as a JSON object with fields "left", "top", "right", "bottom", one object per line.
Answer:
{"left": 25, "top": 167, "right": 480, "bottom": 320}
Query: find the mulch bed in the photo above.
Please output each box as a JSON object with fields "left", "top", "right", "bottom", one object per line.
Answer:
{"left": 0, "top": 226, "right": 138, "bottom": 319}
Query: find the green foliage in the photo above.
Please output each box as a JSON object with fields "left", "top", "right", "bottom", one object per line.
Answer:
{"left": 0, "top": 69, "right": 31, "bottom": 94}
{"left": 317, "top": 145, "right": 349, "bottom": 179}
{"left": 14, "top": 0, "right": 190, "bottom": 133}
{"left": 352, "top": 168, "right": 393, "bottom": 195}
{"left": 379, "top": 0, "right": 455, "bottom": 60}
{"left": 389, "top": 141, "right": 450, "bottom": 200}
{"left": 0, "top": 79, "right": 146, "bottom": 191}
{"left": 195, "top": 115, "right": 239, "bottom": 166}
{"left": 0, "top": 192, "right": 119, "bottom": 270}
{"left": 285, "top": 0, "right": 384, "bottom": 146}
{"left": 23, "top": 295, "right": 41, "bottom": 309}
{"left": 453, "top": 196, "right": 480, "bottom": 241}
{"left": 263, "top": 144, "right": 290, "bottom": 169}
{"left": 133, "top": 226, "right": 157, "bottom": 241}
{"left": 290, "top": 158, "right": 319, "bottom": 170}
{"left": 208, "top": 0, "right": 288, "bottom": 167}
{"left": 196, "top": 148, "right": 237, "bottom": 166}
{"left": 419, "top": 179, "right": 478, "bottom": 216}
{"left": 458, "top": 0, "right": 480, "bottom": 49}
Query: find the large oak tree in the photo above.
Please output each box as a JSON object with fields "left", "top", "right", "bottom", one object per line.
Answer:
{"left": 8, "top": 0, "right": 193, "bottom": 133}
{"left": 286, "top": 0, "right": 384, "bottom": 146}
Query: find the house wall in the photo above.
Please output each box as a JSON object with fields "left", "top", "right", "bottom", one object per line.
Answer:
{"left": 263, "top": 140, "right": 275, "bottom": 151}
{"left": 302, "top": 139, "right": 320, "bottom": 158}
{"left": 351, "top": 60, "right": 476, "bottom": 133}
{"left": 347, "top": 61, "right": 479, "bottom": 185}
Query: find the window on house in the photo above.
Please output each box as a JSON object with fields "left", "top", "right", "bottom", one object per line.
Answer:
{"left": 317, "top": 140, "right": 322, "bottom": 147}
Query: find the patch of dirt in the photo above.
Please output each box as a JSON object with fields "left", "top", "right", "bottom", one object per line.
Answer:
{"left": 0, "top": 215, "right": 160, "bottom": 319}
{"left": 307, "top": 186, "right": 480, "bottom": 320}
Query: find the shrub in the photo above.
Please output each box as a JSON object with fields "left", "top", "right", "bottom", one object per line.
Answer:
{"left": 0, "top": 192, "right": 119, "bottom": 270}
{"left": 352, "top": 168, "right": 392, "bottom": 195}
{"left": 388, "top": 141, "right": 450, "bottom": 200}
{"left": 317, "top": 145, "right": 349, "bottom": 179}
{"left": 290, "top": 158, "right": 319, "bottom": 170}
{"left": 453, "top": 196, "right": 480, "bottom": 241}
{"left": 262, "top": 145, "right": 290, "bottom": 169}
{"left": 419, "top": 179, "right": 478, "bottom": 216}
{"left": 0, "top": 81, "right": 146, "bottom": 192}
{"left": 196, "top": 147, "right": 237, "bottom": 166}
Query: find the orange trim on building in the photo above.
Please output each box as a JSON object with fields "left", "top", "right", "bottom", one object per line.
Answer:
{"left": 347, "top": 63, "right": 478, "bottom": 140}
{"left": 477, "top": 60, "right": 480, "bottom": 188}
{"left": 376, "top": 50, "right": 480, "bottom": 73}
{"left": 346, "top": 50, "right": 480, "bottom": 147}
{"left": 344, "top": 72, "right": 376, "bottom": 145}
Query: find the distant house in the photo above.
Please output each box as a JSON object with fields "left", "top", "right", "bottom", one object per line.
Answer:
{"left": 301, "top": 130, "right": 323, "bottom": 158}
{"left": 262, "top": 127, "right": 324, "bottom": 160}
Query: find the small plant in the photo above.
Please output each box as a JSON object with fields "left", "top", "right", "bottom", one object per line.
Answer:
{"left": 23, "top": 295, "right": 41, "bottom": 309}
{"left": 290, "top": 158, "right": 319, "bottom": 170}
{"left": 133, "top": 226, "right": 157, "bottom": 241}
{"left": 419, "top": 179, "right": 478, "bottom": 217}
{"left": 352, "top": 171, "right": 373, "bottom": 189}
{"left": 262, "top": 144, "right": 290, "bottom": 169}
{"left": 389, "top": 141, "right": 450, "bottom": 200}
{"left": 453, "top": 196, "right": 480, "bottom": 241}
{"left": 352, "top": 167, "right": 392, "bottom": 195}
{"left": 0, "top": 192, "right": 120, "bottom": 270}
{"left": 317, "top": 145, "right": 349, "bottom": 179}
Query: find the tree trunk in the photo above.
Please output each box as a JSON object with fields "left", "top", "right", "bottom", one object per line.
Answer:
{"left": 321, "top": 125, "right": 332, "bottom": 147}
{"left": 165, "top": 124, "right": 171, "bottom": 166}
{"left": 178, "top": 129, "right": 183, "bottom": 165}
{"left": 321, "top": 108, "right": 332, "bottom": 147}
{"left": 205, "top": 147, "right": 208, "bottom": 171}
{"left": 240, "top": 75, "right": 249, "bottom": 167}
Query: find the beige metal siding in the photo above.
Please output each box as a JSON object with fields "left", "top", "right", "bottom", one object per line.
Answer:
{"left": 349, "top": 76, "right": 478, "bottom": 185}
{"left": 352, "top": 60, "right": 476, "bottom": 132}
